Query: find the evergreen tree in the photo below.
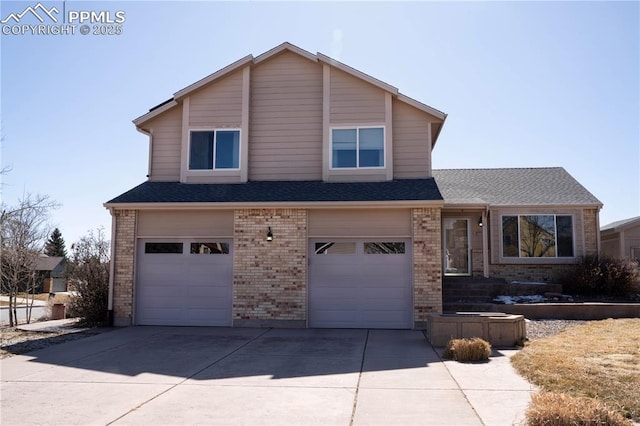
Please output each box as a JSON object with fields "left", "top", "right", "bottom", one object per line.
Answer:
{"left": 44, "top": 227, "right": 68, "bottom": 258}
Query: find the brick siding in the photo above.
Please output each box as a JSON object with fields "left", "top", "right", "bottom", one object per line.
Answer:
{"left": 233, "top": 208, "right": 307, "bottom": 326}
{"left": 412, "top": 207, "right": 443, "bottom": 326}
{"left": 112, "top": 209, "right": 136, "bottom": 326}
{"left": 583, "top": 208, "right": 599, "bottom": 256}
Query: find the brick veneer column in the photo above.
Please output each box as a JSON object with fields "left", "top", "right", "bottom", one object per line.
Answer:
{"left": 583, "top": 208, "right": 599, "bottom": 256}
{"left": 413, "top": 207, "right": 443, "bottom": 328}
{"left": 233, "top": 208, "right": 307, "bottom": 327}
{"left": 112, "top": 209, "right": 136, "bottom": 326}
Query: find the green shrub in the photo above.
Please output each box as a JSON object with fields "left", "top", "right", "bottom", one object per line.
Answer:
{"left": 443, "top": 338, "right": 492, "bottom": 362}
{"left": 560, "top": 256, "right": 640, "bottom": 298}
{"left": 66, "top": 229, "right": 110, "bottom": 327}
{"left": 525, "top": 392, "right": 631, "bottom": 426}
{"left": 67, "top": 278, "right": 108, "bottom": 326}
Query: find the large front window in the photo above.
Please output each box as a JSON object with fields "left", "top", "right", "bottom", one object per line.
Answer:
{"left": 331, "top": 127, "right": 384, "bottom": 168}
{"left": 189, "top": 129, "right": 240, "bottom": 170}
{"left": 502, "top": 215, "right": 574, "bottom": 258}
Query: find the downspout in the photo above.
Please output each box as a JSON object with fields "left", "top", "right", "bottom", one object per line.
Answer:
{"left": 595, "top": 205, "right": 602, "bottom": 257}
{"left": 107, "top": 207, "right": 116, "bottom": 326}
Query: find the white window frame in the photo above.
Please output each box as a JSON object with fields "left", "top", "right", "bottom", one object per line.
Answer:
{"left": 500, "top": 213, "right": 576, "bottom": 259}
{"left": 188, "top": 128, "right": 241, "bottom": 171}
{"left": 330, "top": 125, "right": 385, "bottom": 170}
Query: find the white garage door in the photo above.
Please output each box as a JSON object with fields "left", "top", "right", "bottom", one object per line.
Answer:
{"left": 309, "top": 239, "right": 412, "bottom": 329}
{"left": 136, "top": 239, "right": 232, "bottom": 326}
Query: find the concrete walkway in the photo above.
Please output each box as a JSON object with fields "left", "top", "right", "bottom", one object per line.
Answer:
{"left": 1, "top": 326, "right": 535, "bottom": 425}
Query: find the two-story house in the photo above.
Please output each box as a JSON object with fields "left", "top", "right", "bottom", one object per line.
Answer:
{"left": 105, "top": 42, "right": 602, "bottom": 328}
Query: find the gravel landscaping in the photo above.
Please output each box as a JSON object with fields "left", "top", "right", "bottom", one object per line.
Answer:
{"left": 524, "top": 319, "right": 588, "bottom": 340}
{"left": 0, "top": 326, "right": 108, "bottom": 359}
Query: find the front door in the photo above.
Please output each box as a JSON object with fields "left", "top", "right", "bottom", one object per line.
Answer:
{"left": 443, "top": 218, "right": 471, "bottom": 276}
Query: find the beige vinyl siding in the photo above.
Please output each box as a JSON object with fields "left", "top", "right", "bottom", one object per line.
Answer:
{"left": 249, "top": 51, "right": 323, "bottom": 181}
{"left": 600, "top": 235, "right": 619, "bottom": 258}
{"left": 626, "top": 227, "right": 640, "bottom": 258}
{"left": 330, "top": 68, "right": 385, "bottom": 123}
{"left": 189, "top": 71, "right": 243, "bottom": 127}
{"left": 137, "top": 210, "right": 234, "bottom": 237}
{"left": 392, "top": 99, "right": 432, "bottom": 178}
{"left": 326, "top": 170, "right": 388, "bottom": 182}
{"left": 490, "top": 207, "right": 586, "bottom": 264}
{"left": 602, "top": 224, "right": 640, "bottom": 259}
{"left": 308, "top": 209, "right": 411, "bottom": 237}
{"left": 147, "top": 107, "right": 182, "bottom": 181}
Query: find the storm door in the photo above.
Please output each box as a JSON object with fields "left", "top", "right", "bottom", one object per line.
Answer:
{"left": 443, "top": 218, "right": 471, "bottom": 276}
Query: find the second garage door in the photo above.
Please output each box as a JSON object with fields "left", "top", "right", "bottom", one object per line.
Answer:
{"left": 309, "top": 239, "right": 412, "bottom": 329}
{"left": 136, "top": 239, "right": 233, "bottom": 326}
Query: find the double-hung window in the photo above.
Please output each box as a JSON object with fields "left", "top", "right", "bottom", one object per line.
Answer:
{"left": 332, "top": 126, "right": 384, "bottom": 168}
{"left": 189, "top": 129, "right": 240, "bottom": 170}
{"left": 502, "top": 215, "right": 574, "bottom": 258}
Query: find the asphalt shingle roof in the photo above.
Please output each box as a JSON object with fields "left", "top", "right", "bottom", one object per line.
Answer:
{"left": 106, "top": 179, "right": 443, "bottom": 204}
{"left": 601, "top": 216, "right": 640, "bottom": 232}
{"left": 432, "top": 167, "right": 602, "bottom": 206}
{"left": 35, "top": 256, "right": 64, "bottom": 271}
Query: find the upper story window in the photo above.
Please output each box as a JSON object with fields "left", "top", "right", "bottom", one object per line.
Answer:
{"left": 331, "top": 126, "right": 384, "bottom": 169}
{"left": 502, "top": 215, "right": 574, "bottom": 258}
{"left": 189, "top": 129, "right": 240, "bottom": 170}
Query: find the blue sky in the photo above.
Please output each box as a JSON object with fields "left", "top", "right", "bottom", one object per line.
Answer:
{"left": 1, "top": 1, "right": 638, "bottom": 246}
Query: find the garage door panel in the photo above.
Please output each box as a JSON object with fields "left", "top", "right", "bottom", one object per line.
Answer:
{"left": 361, "top": 290, "right": 410, "bottom": 304}
{"left": 136, "top": 240, "right": 232, "bottom": 326}
{"left": 309, "top": 239, "right": 412, "bottom": 329}
{"left": 312, "top": 297, "right": 359, "bottom": 309}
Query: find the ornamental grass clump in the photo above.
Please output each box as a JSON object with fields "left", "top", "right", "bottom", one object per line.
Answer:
{"left": 525, "top": 392, "right": 632, "bottom": 426}
{"left": 443, "top": 337, "right": 492, "bottom": 362}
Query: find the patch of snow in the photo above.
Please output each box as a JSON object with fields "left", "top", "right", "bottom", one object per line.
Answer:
{"left": 509, "top": 281, "right": 549, "bottom": 286}
{"left": 493, "top": 294, "right": 547, "bottom": 304}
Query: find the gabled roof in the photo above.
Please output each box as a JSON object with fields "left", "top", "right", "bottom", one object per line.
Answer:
{"left": 133, "top": 42, "right": 446, "bottom": 126}
{"left": 601, "top": 216, "right": 640, "bottom": 233}
{"left": 35, "top": 255, "right": 64, "bottom": 271}
{"left": 105, "top": 179, "right": 443, "bottom": 207}
{"left": 432, "top": 167, "right": 602, "bottom": 208}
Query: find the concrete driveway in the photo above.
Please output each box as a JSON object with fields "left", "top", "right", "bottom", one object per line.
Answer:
{"left": 1, "top": 327, "right": 534, "bottom": 425}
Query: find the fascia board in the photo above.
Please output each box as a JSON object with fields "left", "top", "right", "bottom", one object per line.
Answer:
{"left": 133, "top": 100, "right": 179, "bottom": 126}
{"left": 490, "top": 203, "right": 604, "bottom": 210}
{"left": 104, "top": 200, "right": 445, "bottom": 210}
{"left": 396, "top": 93, "right": 447, "bottom": 121}
{"left": 254, "top": 42, "right": 318, "bottom": 64}
{"left": 442, "top": 202, "right": 490, "bottom": 210}
{"left": 317, "top": 52, "right": 399, "bottom": 95}
{"left": 173, "top": 54, "right": 254, "bottom": 100}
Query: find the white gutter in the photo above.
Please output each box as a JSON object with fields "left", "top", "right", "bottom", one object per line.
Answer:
{"left": 104, "top": 199, "right": 446, "bottom": 211}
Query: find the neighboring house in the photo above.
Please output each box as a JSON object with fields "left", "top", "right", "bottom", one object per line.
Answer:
{"left": 105, "top": 42, "right": 602, "bottom": 329}
{"left": 601, "top": 216, "right": 640, "bottom": 260}
{"left": 35, "top": 255, "right": 66, "bottom": 293}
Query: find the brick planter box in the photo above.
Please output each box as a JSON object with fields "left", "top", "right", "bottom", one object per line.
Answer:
{"left": 426, "top": 312, "right": 526, "bottom": 347}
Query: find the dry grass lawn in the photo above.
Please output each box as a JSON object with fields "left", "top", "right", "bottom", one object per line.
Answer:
{"left": 511, "top": 318, "right": 640, "bottom": 422}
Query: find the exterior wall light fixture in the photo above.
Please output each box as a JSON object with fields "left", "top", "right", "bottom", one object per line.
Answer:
{"left": 266, "top": 226, "right": 273, "bottom": 242}
{"left": 478, "top": 217, "right": 483, "bottom": 227}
